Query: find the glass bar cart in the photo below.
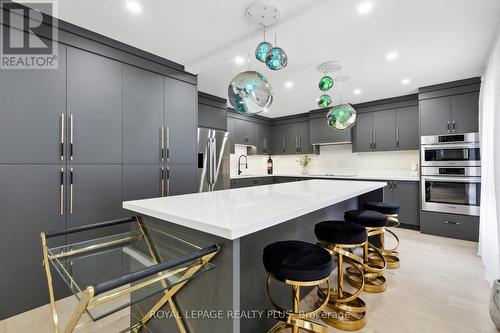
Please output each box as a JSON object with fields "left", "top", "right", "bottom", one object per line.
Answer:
{"left": 40, "top": 216, "right": 219, "bottom": 333}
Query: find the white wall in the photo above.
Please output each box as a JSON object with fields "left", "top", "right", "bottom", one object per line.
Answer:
{"left": 230, "top": 144, "right": 419, "bottom": 177}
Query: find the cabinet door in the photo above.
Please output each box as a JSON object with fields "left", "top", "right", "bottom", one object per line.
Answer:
{"left": 297, "top": 121, "right": 312, "bottom": 154}
{"left": 451, "top": 92, "right": 479, "bottom": 134}
{"left": 257, "top": 124, "right": 271, "bottom": 155}
{"left": 0, "top": 44, "right": 66, "bottom": 163}
{"left": 167, "top": 164, "right": 197, "bottom": 195}
{"left": 0, "top": 165, "right": 65, "bottom": 311}
{"left": 393, "top": 181, "right": 419, "bottom": 226}
{"left": 383, "top": 181, "right": 395, "bottom": 202}
{"left": 271, "top": 126, "right": 285, "bottom": 155}
{"left": 123, "top": 65, "right": 164, "bottom": 164}
{"left": 245, "top": 121, "right": 257, "bottom": 146}
{"left": 395, "top": 106, "right": 419, "bottom": 150}
{"left": 123, "top": 165, "right": 161, "bottom": 202}
{"left": 373, "top": 110, "right": 396, "bottom": 151}
{"left": 284, "top": 124, "right": 298, "bottom": 154}
{"left": 67, "top": 47, "right": 123, "bottom": 163}
{"left": 227, "top": 117, "right": 236, "bottom": 154}
{"left": 353, "top": 113, "right": 373, "bottom": 152}
{"left": 165, "top": 78, "right": 197, "bottom": 165}
{"left": 233, "top": 118, "right": 247, "bottom": 145}
{"left": 419, "top": 97, "right": 451, "bottom": 135}
{"left": 67, "top": 164, "right": 123, "bottom": 242}
{"left": 309, "top": 116, "right": 351, "bottom": 144}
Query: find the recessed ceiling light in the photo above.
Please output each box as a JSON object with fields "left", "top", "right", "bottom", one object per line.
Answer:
{"left": 284, "top": 81, "right": 294, "bottom": 89}
{"left": 401, "top": 78, "right": 410, "bottom": 85}
{"left": 357, "top": 2, "right": 373, "bottom": 15}
{"left": 234, "top": 56, "right": 245, "bottom": 65}
{"left": 354, "top": 89, "right": 362, "bottom": 95}
{"left": 386, "top": 52, "right": 399, "bottom": 61}
{"left": 126, "top": 1, "right": 142, "bottom": 14}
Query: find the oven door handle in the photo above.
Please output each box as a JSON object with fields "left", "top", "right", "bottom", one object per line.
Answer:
{"left": 422, "top": 176, "right": 481, "bottom": 183}
{"left": 421, "top": 143, "right": 479, "bottom": 150}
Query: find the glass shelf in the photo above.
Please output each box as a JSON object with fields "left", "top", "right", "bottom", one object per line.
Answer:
{"left": 47, "top": 226, "right": 216, "bottom": 322}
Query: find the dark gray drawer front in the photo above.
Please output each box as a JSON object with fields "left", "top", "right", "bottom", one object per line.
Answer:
{"left": 420, "top": 211, "right": 479, "bottom": 241}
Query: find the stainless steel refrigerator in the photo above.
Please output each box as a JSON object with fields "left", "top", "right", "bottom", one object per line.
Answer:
{"left": 197, "top": 127, "right": 230, "bottom": 192}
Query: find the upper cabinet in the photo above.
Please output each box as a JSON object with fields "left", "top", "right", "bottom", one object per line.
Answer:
{"left": 198, "top": 92, "right": 227, "bottom": 131}
{"left": 272, "top": 119, "right": 312, "bottom": 155}
{"left": 353, "top": 96, "right": 419, "bottom": 152}
{"left": 419, "top": 79, "right": 480, "bottom": 136}
{"left": 309, "top": 110, "right": 351, "bottom": 145}
{"left": 256, "top": 123, "right": 272, "bottom": 155}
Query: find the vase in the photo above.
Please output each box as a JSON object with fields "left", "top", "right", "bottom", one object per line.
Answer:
{"left": 490, "top": 279, "right": 500, "bottom": 329}
{"left": 301, "top": 166, "right": 308, "bottom": 175}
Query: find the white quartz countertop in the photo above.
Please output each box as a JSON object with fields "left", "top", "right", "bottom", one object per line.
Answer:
{"left": 123, "top": 179, "right": 386, "bottom": 240}
{"left": 231, "top": 173, "right": 419, "bottom": 182}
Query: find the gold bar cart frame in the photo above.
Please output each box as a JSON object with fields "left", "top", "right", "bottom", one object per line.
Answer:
{"left": 41, "top": 216, "right": 219, "bottom": 333}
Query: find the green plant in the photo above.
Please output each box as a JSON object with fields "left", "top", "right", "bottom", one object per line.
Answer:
{"left": 297, "top": 155, "right": 313, "bottom": 168}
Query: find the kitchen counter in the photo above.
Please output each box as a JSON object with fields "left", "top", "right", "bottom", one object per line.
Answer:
{"left": 231, "top": 173, "right": 419, "bottom": 182}
{"left": 123, "top": 179, "right": 386, "bottom": 240}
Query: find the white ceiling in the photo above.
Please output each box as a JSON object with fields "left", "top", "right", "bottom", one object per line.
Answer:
{"left": 50, "top": 0, "right": 500, "bottom": 118}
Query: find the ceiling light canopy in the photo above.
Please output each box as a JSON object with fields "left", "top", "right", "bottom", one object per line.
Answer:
{"left": 126, "top": 1, "right": 142, "bottom": 14}
{"left": 386, "top": 52, "right": 399, "bottom": 60}
{"left": 357, "top": 2, "right": 373, "bottom": 15}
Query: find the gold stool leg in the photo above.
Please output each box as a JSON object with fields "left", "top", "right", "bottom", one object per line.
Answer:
{"left": 317, "top": 243, "right": 367, "bottom": 331}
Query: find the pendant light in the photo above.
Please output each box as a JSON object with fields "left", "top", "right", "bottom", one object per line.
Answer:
{"left": 265, "top": 22, "right": 288, "bottom": 71}
{"left": 255, "top": 26, "right": 272, "bottom": 63}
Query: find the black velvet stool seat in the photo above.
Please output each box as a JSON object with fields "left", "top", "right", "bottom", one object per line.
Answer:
{"left": 263, "top": 240, "right": 333, "bottom": 333}
{"left": 314, "top": 221, "right": 370, "bottom": 331}
{"left": 344, "top": 210, "right": 388, "bottom": 293}
{"left": 363, "top": 202, "right": 401, "bottom": 269}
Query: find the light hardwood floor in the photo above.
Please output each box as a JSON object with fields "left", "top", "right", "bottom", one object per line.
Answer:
{"left": 0, "top": 229, "right": 496, "bottom": 332}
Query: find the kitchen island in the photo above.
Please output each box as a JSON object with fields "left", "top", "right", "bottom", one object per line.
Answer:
{"left": 123, "top": 179, "right": 386, "bottom": 332}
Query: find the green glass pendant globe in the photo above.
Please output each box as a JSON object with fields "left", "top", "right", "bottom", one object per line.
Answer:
{"left": 265, "top": 47, "right": 288, "bottom": 70}
{"left": 318, "top": 94, "right": 332, "bottom": 108}
{"left": 255, "top": 42, "right": 272, "bottom": 63}
{"left": 228, "top": 71, "right": 273, "bottom": 116}
{"left": 326, "top": 104, "right": 357, "bottom": 130}
{"left": 319, "top": 76, "right": 334, "bottom": 91}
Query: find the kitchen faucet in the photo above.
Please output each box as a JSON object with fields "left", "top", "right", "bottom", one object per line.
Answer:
{"left": 238, "top": 155, "right": 248, "bottom": 175}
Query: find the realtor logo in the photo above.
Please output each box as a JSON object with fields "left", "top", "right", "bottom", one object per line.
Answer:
{"left": 0, "top": 0, "right": 58, "bottom": 69}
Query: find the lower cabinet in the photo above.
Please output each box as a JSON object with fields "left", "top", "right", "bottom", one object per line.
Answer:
{"left": 168, "top": 164, "right": 198, "bottom": 196}
{"left": 123, "top": 164, "right": 162, "bottom": 201}
{"left": 0, "top": 164, "right": 66, "bottom": 319}
{"left": 385, "top": 180, "right": 420, "bottom": 227}
{"left": 420, "top": 211, "right": 479, "bottom": 241}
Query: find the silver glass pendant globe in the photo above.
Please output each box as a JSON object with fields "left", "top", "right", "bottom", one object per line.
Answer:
{"left": 326, "top": 104, "right": 357, "bottom": 130}
{"left": 228, "top": 71, "right": 273, "bottom": 116}
{"left": 255, "top": 41, "right": 272, "bottom": 63}
{"left": 265, "top": 47, "right": 288, "bottom": 70}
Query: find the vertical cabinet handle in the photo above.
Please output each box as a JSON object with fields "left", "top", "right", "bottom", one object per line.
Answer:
{"left": 452, "top": 121, "right": 456, "bottom": 132}
{"left": 59, "top": 168, "right": 64, "bottom": 215}
{"left": 69, "top": 168, "right": 74, "bottom": 214}
{"left": 166, "top": 127, "right": 170, "bottom": 161}
{"left": 282, "top": 138, "right": 285, "bottom": 153}
{"left": 373, "top": 130, "right": 376, "bottom": 150}
{"left": 160, "top": 126, "right": 165, "bottom": 162}
{"left": 160, "top": 167, "right": 165, "bottom": 197}
{"left": 299, "top": 136, "right": 302, "bottom": 152}
{"left": 396, "top": 128, "right": 400, "bottom": 149}
{"left": 447, "top": 121, "right": 450, "bottom": 133}
{"left": 166, "top": 166, "right": 170, "bottom": 196}
{"left": 369, "top": 131, "right": 372, "bottom": 150}
{"left": 69, "top": 114, "right": 74, "bottom": 161}
{"left": 60, "top": 114, "right": 65, "bottom": 161}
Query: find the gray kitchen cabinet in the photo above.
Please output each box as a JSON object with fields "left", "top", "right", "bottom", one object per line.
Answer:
{"left": 0, "top": 44, "right": 67, "bottom": 163}
{"left": 0, "top": 165, "right": 66, "bottom": 318}
{"left": 421, "top": 211, "right": 479, "bottom": 241}
{"left": 283, "top": 124, "right": 298, "bottom": 154}
{"left": 419, "top": 97, "right": 451, "bottom": 135}
{"left": 395, "top": 106, "right": 419, "bottom": 150}
{"left": 67, "top": 47, "right": 123, "bottom": 164}
{"left": 271, "top": 125, "right": 286, "bottom": 155}
{"left": 392, "top": 181, "right": 419, "bottom": 227}
{"left": 232, "top": 118, "right": 247, "bottom": 146}
{"left": 297, "top": 121, "right": 312, "bottom": 154}
{"left": 123, "top": 65, "right": 164, "bottom": 164}
{"left": 227, "top": 117, "right": 236, "bottom": 154}
{"left": 167, "top": 164, "right": 198, "bottom": 195}
{"left": 164, "top": 78, "right": 198, "bottom": 165}
{"left": 309, "top": 116, "right": 351, "bottom": 145}
{"left": 245, "top": 121, "right": 257, "bottom": 146}
{"left": 373, "top": 110, "right": 396, "bottom": 151}
{"left": 257, "top": 124, "right": 272, "bottom": 155}
{"left": 353, "top": 112, "right": 373, "bottom": 152}
{"left": 123, "top": 164, "right": 162, "bottom": 201}
{"left": 230, "top": 178, "right": 255, "bottom": 189}
{"left": 254, "top": 177, "right": 274, "bottom": 186}
{"left": 66, "top": 164, "right": 123, "bottom": 243}
{"left": 450, "top": 92, "right": 479, "bottom": 134}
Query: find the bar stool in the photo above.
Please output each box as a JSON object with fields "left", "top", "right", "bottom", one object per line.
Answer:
{"left": 314, "top": 221, "right": 369, "bottom": 331}
{"left": 364, "top": 201, "right": 401, "bottom": 269}
{"left": 344, "top": 210, "right": 388, "bottom": 293}
{"left": 263, "top": 240, "right": 333, "bottom": 333}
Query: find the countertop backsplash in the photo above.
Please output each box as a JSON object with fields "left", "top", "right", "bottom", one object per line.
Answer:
{"left": 230, "top": 144, "right": 419, "bottom": 178}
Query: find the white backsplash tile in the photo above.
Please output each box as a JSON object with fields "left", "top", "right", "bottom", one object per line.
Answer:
{"left": 230, "top": 144, "right": 419, "bottom": 177}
